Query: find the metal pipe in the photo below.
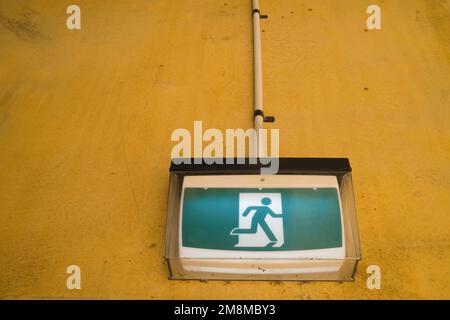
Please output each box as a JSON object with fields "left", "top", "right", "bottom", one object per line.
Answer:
{"left": 252, "top": 0, "right": 264, "bottom": 132}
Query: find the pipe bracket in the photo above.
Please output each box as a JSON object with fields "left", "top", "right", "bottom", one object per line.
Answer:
{"left": 254, "top": 110, "right": 275, "bottom": 123}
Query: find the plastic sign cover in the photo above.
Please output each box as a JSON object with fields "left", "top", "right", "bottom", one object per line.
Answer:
{"left": 179, "top": 175, "right": 345, "bottom": 260}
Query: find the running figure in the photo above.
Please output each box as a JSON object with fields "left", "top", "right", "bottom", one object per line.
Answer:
{"left": 230, "top": 197, "right": 282, "bottom": 247}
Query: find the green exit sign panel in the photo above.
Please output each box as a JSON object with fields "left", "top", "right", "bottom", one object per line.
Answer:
{"left": 182, "top": 188, "right": 343, "bottom": 252}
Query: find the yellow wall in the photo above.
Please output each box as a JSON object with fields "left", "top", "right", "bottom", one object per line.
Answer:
{"left": 0, "top": 0, "right": 449, "bottom": 299}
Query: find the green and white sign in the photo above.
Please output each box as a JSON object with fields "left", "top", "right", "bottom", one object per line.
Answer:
{"left": 181, "top": 187, "right": 343, "bottom": 252}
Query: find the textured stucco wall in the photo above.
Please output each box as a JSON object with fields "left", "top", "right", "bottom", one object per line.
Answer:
{"left": 0, "top": 0, "right": 449, "bottom": 299}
